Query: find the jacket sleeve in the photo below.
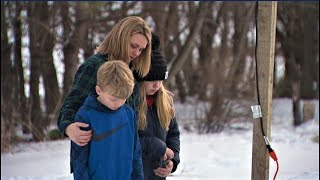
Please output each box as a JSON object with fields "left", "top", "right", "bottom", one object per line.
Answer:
{"left": 139, "top": 130, "right": 167, "bottom": 161}
{"left": 166, "top": 117, "right": 180, "bottom": 173}
{"left": 72, "top": 114, "right": 91, "bottom": 180}
{"left": 132, "top": 114, "right": 144, "bottom": 180}
{"left": 57, "top": 60, "right": 100, "bottom": 136}
{"left": 126, "top": 81, "right": 140, "bottom": 114}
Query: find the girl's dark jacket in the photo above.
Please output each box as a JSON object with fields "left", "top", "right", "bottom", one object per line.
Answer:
{"left": 138, "top": 97, "right": 180, "bottom": 180}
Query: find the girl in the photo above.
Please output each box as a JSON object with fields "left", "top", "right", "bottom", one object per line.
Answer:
{"left": 134, "top": 35, "right": 180, "bottom": 179}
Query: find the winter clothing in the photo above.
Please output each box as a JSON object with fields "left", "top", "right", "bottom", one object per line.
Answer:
{"left": 57, "top": 53, "right": 140, "bottom": 174}
{"left": 58, "top": 53, "right": 140, "bottom": 136}
{"left": 72, "top": 93, "right": 144, "bottom": 180}
{"left": 151, "top": 32, "right": 161, "bottom": 51}
{"left": 139, "top": 95, "right": 180, "bottom": 180}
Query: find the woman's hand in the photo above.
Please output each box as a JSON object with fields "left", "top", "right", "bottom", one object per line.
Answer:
{"left": 153, "top": 160, "right": 173, "bottom": 177}
{"left": 66, "top": 122, "right": 92, "bottom": 146}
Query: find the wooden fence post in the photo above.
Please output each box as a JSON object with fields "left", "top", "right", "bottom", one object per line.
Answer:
{"left": 251, "top": 2, "right": 277, "bottom": 180}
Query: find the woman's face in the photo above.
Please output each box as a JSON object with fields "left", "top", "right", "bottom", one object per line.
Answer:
{"left": 143, "top": 81, "right": 162, "bottom": 95}
{"left": 129, "top": 33, "right": 148, "bottom": 62}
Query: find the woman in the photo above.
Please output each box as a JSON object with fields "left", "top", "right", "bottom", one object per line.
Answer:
{"left": 134, "top": 34, "right": 180, "bottom": 179}
{"left": 58, "top": 16, "right": 151, "bottom": 146}
{"left": 57, "top": 16, "right": 152, "bottom": 177}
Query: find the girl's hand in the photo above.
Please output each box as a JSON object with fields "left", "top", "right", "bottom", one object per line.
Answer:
{"left": 165, "top": 147, "right": 174, "bottom": 160}
{"left": 154, "top": 160, "right": 173, "bottom": 177}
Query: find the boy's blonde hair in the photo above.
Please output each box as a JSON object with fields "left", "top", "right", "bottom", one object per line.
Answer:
{"left": 96, "top": 16, "right": 152, "bottom": 78}
{"left": 96, "top": 60, "right": 134, "bottom": 99}
{"left": 137, "top": 83, "right": 174, "bottom": 131}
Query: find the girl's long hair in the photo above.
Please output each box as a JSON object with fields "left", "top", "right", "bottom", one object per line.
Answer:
{"left": 95, "top": 16, "right": 152, "bottom": 77}
{"left": 137, "top": 82, "right": 174, "bottom": 130}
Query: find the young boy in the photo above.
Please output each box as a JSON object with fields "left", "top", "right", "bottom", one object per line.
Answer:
{"left": 71, "top": 60, "right": 144, "bottom": 180}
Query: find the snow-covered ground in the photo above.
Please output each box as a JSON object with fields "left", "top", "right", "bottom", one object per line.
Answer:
{"left": 1, "top": 98, "right": 319, "bottom": 180}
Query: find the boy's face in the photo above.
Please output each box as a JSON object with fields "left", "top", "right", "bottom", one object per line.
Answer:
{"left": 96, "top": 86, "right": 126, "bottom": 110}
{"left": 143, "top": 81, "right": 162, "bottom": 95}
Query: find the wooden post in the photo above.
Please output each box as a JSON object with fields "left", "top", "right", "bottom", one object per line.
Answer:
{"left": 251, "top": 2, "right": 277, "bottom": 180}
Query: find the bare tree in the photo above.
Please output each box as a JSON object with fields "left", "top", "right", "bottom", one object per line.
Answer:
{"left": 166, "top": 2, "right": 211, "bottom": 85}
{"left": 38, "top": 2, "right": 60, "bottom": 126}
{"left": 142, "top": 2, "right": 190, "bottom": 101}
{"left": 195, "top": 2, "right": 256, "bottom": 133}
{"left": 177, "top": 2, "right": 198, "bottom": 102}
{"left": 195, "top": 2, "right": 223, "bottom": 100}
{"left": 12, "top": 2, "right": 29, "bottom": 133}
{"left": 1, "top": 2, "right": 17, "bottom": 151}
{"left": 298, "top": 3, "right": 319, "bottom": 99}
{"left": 277, "top": 2, "right": 319, "bottom": 126}
{"left": 228, "top": 2, "right": 255, "bottom": 93}
{"left": 27, "top": 2, "right": 48, "bottom": 141}
{"left": 61, "top": 2, "right": 90, "bottom": 100}
{"left": 197, "top": 3, "right": 231, "bottom": 133}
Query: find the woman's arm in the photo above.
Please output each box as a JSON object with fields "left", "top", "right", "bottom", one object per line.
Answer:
{"left": 57, "top": 55, "right": 106, "bottom": 145}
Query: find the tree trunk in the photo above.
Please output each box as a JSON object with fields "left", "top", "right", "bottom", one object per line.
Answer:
{"left": 182, "top": 50, "right": 195, "bottom": 98}
{"left": 143, "top": 2, "right": 168, "bottom": 43}
{"left": 201, "top": 8, "right": 229, "bottom": 133}
{"left": 277, "top": 2, "right": 318, "bottom": 125}
{"left": 13, "top": 2, "right": 29, "bottom": 134}
{"left": 1, "top": 2, "right": 16, "bottom": 151}
{"left": 196, "top": 2, "right": 219, "bottom": 100}
{"left": 27, "top": 2, "right": 45, "bottom": 141}
{"left": 291, "top": 59, "right": 303, "bottom": 126}
{"left": 299, "top": 4, "right": 319, "bottom": 99}
{"left": 62, "top": 2, "right": 90, "bottom": 100}
{"left": 292, "top": 82, "right": 302, "bottom": 126}
{"left": 166, "top": 1, "right": 210, "bottom": 86}
{"left": 37, "top": 2, "right": 60, "bottom": 126}
{"left": 228, "top": 2, "right": 255, "bottom": 92}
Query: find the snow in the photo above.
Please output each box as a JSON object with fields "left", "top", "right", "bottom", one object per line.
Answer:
{"left": 1, "top": 98, "right": 319, "bottom": 180}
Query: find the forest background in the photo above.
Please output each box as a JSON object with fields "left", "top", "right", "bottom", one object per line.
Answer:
{"left": 1, "top": 1, "right": 319, "bottom": 151}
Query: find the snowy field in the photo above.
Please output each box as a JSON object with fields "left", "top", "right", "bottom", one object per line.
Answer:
{"left": 1, "top": 98, "right": 319, "bottom": 180}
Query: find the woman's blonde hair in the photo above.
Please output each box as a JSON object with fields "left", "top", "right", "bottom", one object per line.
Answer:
{"left": 137, "top": 82, "right": 175, "bottom": 130}
{"left": 96, "top": 16, "right": 152, "bottom": 77}
{"left": 96, "top": 60, "right": 134, "bottom": 99}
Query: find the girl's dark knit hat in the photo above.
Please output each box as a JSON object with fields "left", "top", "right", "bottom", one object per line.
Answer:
{"left": 134, "top": 33, "right": 168, "bottom": 81}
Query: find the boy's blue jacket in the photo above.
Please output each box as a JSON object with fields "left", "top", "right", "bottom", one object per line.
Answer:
{"left": 71, "top": 93, "right": 144, "bottom": 180}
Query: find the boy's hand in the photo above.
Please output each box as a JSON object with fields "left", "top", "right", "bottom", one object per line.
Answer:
{"left": 66, "top": 122, "right": 92, "bottom": 146}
